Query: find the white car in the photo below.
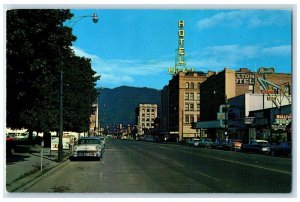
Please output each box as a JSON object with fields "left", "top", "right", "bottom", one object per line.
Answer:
{"left": 72, "top": 137, "right": 104, "bottom": 160}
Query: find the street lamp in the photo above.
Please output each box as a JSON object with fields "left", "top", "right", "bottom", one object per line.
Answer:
{"left": 58, "top": 13, "right": 98, "bottom": 163}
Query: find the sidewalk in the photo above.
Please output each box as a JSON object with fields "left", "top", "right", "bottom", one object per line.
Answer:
{"left": 5, "top": 144, "right": 70, "bottom": 192}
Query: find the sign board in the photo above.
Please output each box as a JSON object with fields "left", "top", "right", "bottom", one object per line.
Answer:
{"left": 235, "top": 73, "right": 255, "bottom": 85}
{"left": 168, "top": 67, "right": 195, "bottom": 75}
{"left": 51, "top": 137, "right": 70, "bottom": 151}
{"left": 217, "top": 112, "right": 226, "bottom": 120}
{"left": 258, "top": 67, "right": 275, "bottom": 75}
{"left": 261, "top": 89, "right": 275, "bottom": 94}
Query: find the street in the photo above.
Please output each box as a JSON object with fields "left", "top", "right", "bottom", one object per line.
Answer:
{"left": 23, "top": 138, "right": 292, "bottom": 193}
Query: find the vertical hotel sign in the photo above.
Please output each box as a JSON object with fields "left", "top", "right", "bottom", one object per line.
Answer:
{"left": 168, "top": 20, "right": 194, "bottom": 75}
{"left": 177, "top": 20, "right": 185, "bottom": 66}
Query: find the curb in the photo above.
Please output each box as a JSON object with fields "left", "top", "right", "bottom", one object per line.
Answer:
{"left": 12, "top": 158, "right": 70, "bottom": 192}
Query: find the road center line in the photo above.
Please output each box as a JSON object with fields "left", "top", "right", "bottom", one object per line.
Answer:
{"left": 173, "top": 162, "right": 185, "bottom": 168}
{"left": 196, "top": 171, "right": 221, "bottom": 182}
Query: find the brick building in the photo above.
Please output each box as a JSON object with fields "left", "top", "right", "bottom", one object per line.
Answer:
{"left": 198, "top": 67, "right": 292, "bottom": 140}
{"left": 160, "top": 71, "right": 208, "bottom": 142}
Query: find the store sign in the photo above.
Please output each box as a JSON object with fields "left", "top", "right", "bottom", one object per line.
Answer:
{"left": 275, "top": 114, "right": 292, "bottom": 120}
{"left": 235, "top": 73, "right": 255, "bottom": 85}
{"left": 258, "top": 67, "right": 275, "bottom": 75}
{"left": 274, "top": 114, "right": 292, "bottom": 125}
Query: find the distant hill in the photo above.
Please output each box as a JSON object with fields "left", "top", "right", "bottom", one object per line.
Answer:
{"left": 97, "top": 86, "right": 161, "bottom": 128}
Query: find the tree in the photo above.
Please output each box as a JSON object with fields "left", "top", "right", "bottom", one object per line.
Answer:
{"left": 6, "top": 9, "right": 99, "bottom": 137}
{"left": 63, "top": 55, "right": 99, "bottom": 132}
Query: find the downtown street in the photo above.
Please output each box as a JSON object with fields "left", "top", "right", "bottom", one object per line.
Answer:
{"left": 22, "top": 138, "right": 292, "bottom": 194}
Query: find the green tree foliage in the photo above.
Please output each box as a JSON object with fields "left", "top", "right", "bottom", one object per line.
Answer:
{"left": 6, "top": 9, "right": 99, "bottom": 135}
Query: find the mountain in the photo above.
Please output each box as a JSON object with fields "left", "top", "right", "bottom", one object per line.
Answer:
{"left": 97, "top": 86, "right": 161, "bottom": 128}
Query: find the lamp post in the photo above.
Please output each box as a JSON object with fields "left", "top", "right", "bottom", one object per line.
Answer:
{"left": 57, "top": 13, "right": 98, "bottom": 163}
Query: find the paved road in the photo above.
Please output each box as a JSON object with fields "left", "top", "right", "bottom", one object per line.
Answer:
{"left": 23, "top": 139, "right": 292, "bottom": 193}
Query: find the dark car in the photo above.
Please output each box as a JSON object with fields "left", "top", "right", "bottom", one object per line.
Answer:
{"left": 270, "top": 142, "right": 291, "bottom": 157}
{"left": 241, "top": 140, "right": 270, "bottom": 154}
{"left": 211, "top": 139, "right": 225, "bottom": 149}
{"left": 198, "top": 138, "right": 213, "bottom": 148}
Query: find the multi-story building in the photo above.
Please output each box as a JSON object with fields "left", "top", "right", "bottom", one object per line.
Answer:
{"left": 197, "top": 67, "right": 292, "bottom": 141}
{"left": 135, "top": 104, "right": 158, "bottom": 137}
{"left": 161, "top": 71, "right": 208, "bottom": 142}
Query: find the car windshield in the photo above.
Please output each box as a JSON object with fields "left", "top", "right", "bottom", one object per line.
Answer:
{"left": 78, "top": 139, "right": 100, "bottom": 145}
{"left": 257, "top": 142, "right": 269, "bottom": 146}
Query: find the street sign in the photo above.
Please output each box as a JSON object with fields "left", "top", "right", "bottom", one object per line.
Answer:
{"left": 217, "top": 112, "right": 225, "bottom": 120}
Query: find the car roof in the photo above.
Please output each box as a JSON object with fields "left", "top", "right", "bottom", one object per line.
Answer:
{"left": 255, "top": 140, "right": 269, "bottom": 142}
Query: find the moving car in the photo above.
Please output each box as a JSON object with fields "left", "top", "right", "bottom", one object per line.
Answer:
{"left": 71, "top": 137, "right": 104, "bottom": 161}
{"left": 241, "top": 140, "right": 270, "bottom": 154}
{"left": 270, "top": 142, "right": 291, "bottom": 157}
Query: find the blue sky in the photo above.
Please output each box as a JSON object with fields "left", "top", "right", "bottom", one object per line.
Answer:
{"left": 69, "top": 9, "right": 292, "bottom": 90}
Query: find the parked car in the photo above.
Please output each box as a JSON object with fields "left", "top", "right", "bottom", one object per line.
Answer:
{"left": 225, "top": 139, "right": 243, "bottom": 151}
{"left": 241, "top": 140, "right": 270, "bottom": 154}
{"left": 270, "top": 142, "right": 291, "bottom": 157}
{"left": 6, "top": 134, "right": 15, "bottom": 156}
{"left": 222, "top": 139, "right": 235, "bottom": 150}
{"left": 187, "top": 138, "right": 200, "bottom": 147}
{"left": 71, "top": 137, "right": 104, "bottom": 161}
{"left": 99, "top": 136, "right": 106, "bottom": 147}
{"left": 211, "top": 139, "right": 225, "bottom": 149}
{"left": 198, "top": 138, "right": 213, "bottom": 148}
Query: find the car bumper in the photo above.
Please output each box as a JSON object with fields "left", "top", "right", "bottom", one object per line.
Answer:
{"left": 73, "top": 150, "right": 102, "bottom": 158}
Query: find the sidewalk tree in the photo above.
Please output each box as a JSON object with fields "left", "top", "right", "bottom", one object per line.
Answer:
{"left": 7, "top": 9, "right": 99, "bottom": 138}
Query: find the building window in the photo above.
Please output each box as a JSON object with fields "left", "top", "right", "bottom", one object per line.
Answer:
{"left": 190, "top": 104, "right": 194, "bottom": 111}
{"left": 186, "top": 82, "right": 189, "bottom": 89}
{"left": 152, "top": 109, "right": 155, "bottom": 112}
{"left": 147, "top": 109, "right": 150, "bottom": 112}
{"left": 197, "top": 93, "right": 200, "bottom": 100}
{"left": 190, "top": 115, "right": 194, "bottom": 123}
{"left": 185, "top": 93, "right": 189, "bottom": 100}
{"left": 185, "top": 115, "right": 189, "bottom": 123}
{"left": 191, "top": 82, "right": 194, "bottom": 89}
{"left": 190, "top": 93, "right": 194, "bottom": 100}
{"left": 197, "top": 115, "right": 200, "bottom": 122}
{"left": 249, "top": 85, "right": 254, "bottom": 93}
{"left": 185, "top": 103, "right": 189, "bottom": 111}
{"left": 197, "top": 104, "right": 200, "bottom": 111}
{"left": 142, "top": 113, "right": 145, "bottom": 117}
